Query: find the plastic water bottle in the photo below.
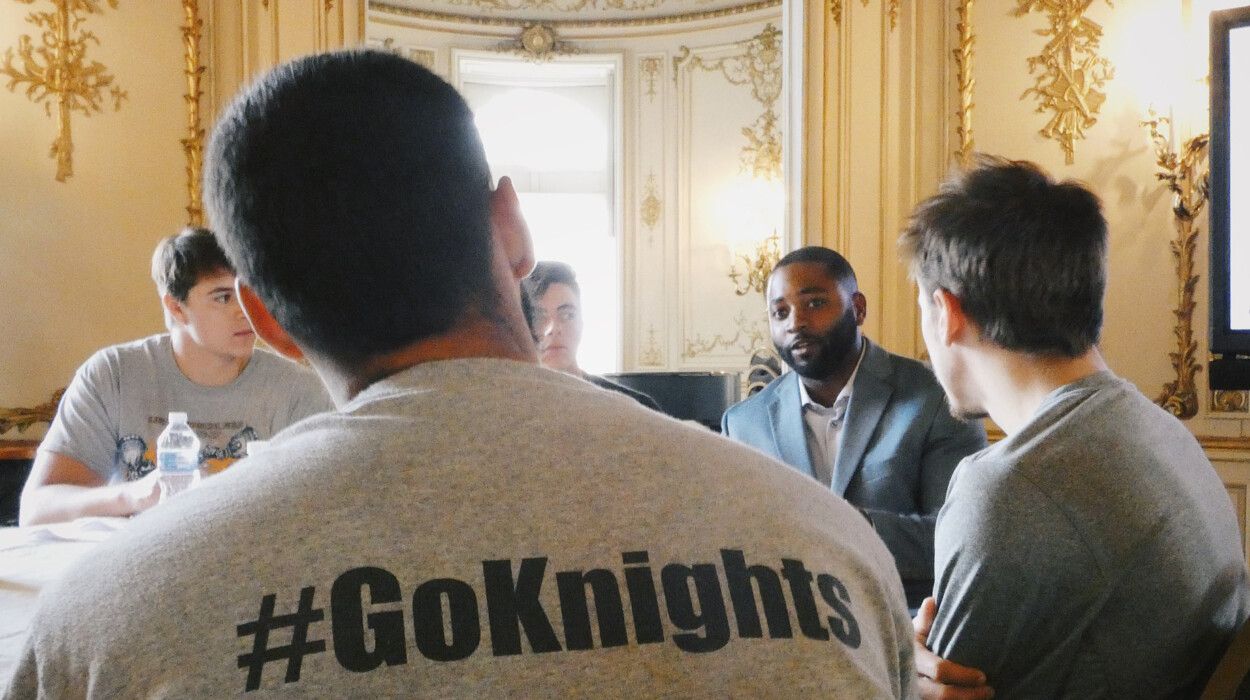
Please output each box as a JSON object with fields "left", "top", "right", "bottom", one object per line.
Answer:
{"left": 157, "top": 412, "right": 202, "bottom": 503}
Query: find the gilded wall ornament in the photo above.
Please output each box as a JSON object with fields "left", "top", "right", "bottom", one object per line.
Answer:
{"left": 681, "top": 23, "right": 782, "bottom": 180}
{"left": 443, "top": 0, "right": 665, "bottom": 13}
{"left": 682, "top": 311, "right": 768, "bottom": 359}
{"left": 1015, "top": 0, "right": 1115, "bottom": 165}
{"left": 640, "top": 170, "right": 662, "bottom": 234}
{"left": 954, "top": 0, "right": 975, "bottom": 166}
{"left": 640, "top": 325, "right": 662, "bottom": 366}
{"left": 640, "top": 56, "right": 661, "bottom": 102}
{"left": 496, "top": 23, "right": 578, "bottom": 61}
{"left": 831, "top": 0, "right": 840, "bottom": 25}
{"left": 2, "top": 0, "right": 127, "bottom": 182}
{"left": 181, "top": 0, "right": 204, "bottom": 226}
{"left": 0, "top": 388, "right": 63, "bottom": 435}
{"left": 1144, "top": 113, "right": 1208, "bottom": 420}
{"left": 1212, "top": 390, "right": 1249, "bottom": 414}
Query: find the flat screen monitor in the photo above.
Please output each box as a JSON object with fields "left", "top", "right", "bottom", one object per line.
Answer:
{"left": 1210, "top": 5, "right": 1250, "bottom": 364}
{"left": 602, "top": 372, "right": 740, "bottom": 431}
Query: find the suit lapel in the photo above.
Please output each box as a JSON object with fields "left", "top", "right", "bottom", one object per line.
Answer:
{"left": 831, "top": 340, "right": 893, "bottom": 496}
{"left": 768, "top": 373, "right": 817, "bottom": 479}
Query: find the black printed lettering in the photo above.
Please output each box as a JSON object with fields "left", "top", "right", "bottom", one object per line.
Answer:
{"left": 661, "top": 563, "right": 729, "bottom": 653}
{"left": 483, "top": 558, "right": 562, "bottom": 656}
{"left": 816, "top": 573, "right": 861, "bottom": 648}
{"left": 412, "top": 578, "right": 480, "bottom": 661}
{"left": 721, "top": 549, "right": 793, "bottom": 639}
{"left": 781, "top": 559, "right": 828, "bottom": 641}
{"left": 622, "top": 552, "right": 665, "bottom": 644}
{"left": 330, "top": 567, "right": 407, "bottom": 673}
{"left": 556, "top": 569, "right": 628, "bottom": 650}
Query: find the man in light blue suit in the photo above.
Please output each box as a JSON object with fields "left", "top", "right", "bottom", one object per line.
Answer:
{"left": 722, "top": 246, "right": 987, "bottom": 609}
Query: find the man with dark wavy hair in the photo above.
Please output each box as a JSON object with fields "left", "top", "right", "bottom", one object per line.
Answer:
{"left": 903, "top": 156, "right": 1249, "bottom": 698}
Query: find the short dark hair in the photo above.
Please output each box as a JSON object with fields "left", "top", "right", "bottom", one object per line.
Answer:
{"left": 204, "top": 49, "right": 497, "bottom": 363}
{"left": 900, "top": 155, "right": 1106, "bottom": 357}
{"left": 771, "top": 246, "right": 858, "bottom": 293}
{"left": 150, "top": 227, "right": 233, "bottom": 301}
{"left": 522, "top": 261, "right": 580, "bottom": 302}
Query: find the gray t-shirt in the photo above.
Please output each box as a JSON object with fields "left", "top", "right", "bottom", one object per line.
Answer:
{"left": 928, "top": 371, "right": 1250, "bottom": 698}
{"left": 39, "top": 334, "right": 331, "bottom": 481}
{"left": 7, "top": 359, "right": 917, "bottom": 699}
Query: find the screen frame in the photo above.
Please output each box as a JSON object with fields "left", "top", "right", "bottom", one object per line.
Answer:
{"left": 1210, "top": 5, "right": 1250, "bottom": 355}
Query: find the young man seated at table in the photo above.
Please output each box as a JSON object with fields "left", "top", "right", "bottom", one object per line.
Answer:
{"left": 18, "top": 227, "right": 331, "bottom": 526}
{"left": 522, "top": 260, "right": 661, "bottom": 410}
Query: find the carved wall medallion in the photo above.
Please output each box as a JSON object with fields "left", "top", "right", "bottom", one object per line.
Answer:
{"left": 680, "top": 23, "right": 782, "bottom": 180}
{"left": 2, "top": 0, "right": 128, "bottom": 182}
{"left": 1212, "top": 390, "right": 1250, "bottom": 414}
{"left": 954, "top": 0, "right": 975, "bottom": 166}
{"left": 496, "top": 23, "right": 578, "bottom": 61}
{"left": 1015, "top": 0, "right": 1115, "bottom": 165}
{"left": 640, "top": 170, "right": 662, "bottom": 234}
{"left": 181, "top": 0, "right": 204, "bottom": 226}
{"left": 1144, "top": 114, "right": 1208, "bottom": 420}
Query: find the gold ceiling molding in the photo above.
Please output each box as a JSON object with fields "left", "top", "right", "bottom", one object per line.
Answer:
{"left": 2, "top": 0, "right": 127, "bottom": 182}
{"left": 439, "top": 0, "right": 669, "bottom": 13}
{"left": 0, "top": 388, "right": 63, "bottom": 435}
{"left": 181, "top": 0, "right": 204, "bottom": 227}
{"left": 1144, "top": 113, "right": 1208, "bottom": 421}
{"left": 1015, "top": 0, "right": 1115, "bottom": 165}
{"left": 678, "top": 23, "right": 782, "bottom": 180}
{"left": 372, "top": 0, "right": 779, "bottom": 28}
{"left": 953, "top": 0, "right": 975, "bottom": 166}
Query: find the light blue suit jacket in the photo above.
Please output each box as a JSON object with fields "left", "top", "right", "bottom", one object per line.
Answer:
{"left": 721, "top": 338, "right": 987, "bottom": 606}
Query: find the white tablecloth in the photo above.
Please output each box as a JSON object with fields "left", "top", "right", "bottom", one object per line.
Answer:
{"left": 0, "top": 518, "right": 126, "bottom": 686}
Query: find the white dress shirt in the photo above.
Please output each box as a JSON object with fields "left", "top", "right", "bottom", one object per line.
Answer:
{"left": 798, "top": 342, "right": 867, "bottom": 488}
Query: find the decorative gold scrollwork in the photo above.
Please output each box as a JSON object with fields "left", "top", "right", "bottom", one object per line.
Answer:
{"left": 1015, "top": 0, "right": 1115, "bottom": 165}
{"left": 181, "top": 0, "right": 205, "bottom": 227}
{"left": 953, "top": 0, "right": 975, "bottom": 166}
{"left": 0, "top": 388, "right": 64, "bottom": 435}
{"left": 496, "top": 24, "right": 578, "bottom": 62}
{"left": 1, "top": 0, "right": 127, "bottom": 182}
{"left": 1212, "top": 390, "right": 1249, "bottom": 414}
{"left": 1143, "top": 112, "right": 1208, "bottom": 420}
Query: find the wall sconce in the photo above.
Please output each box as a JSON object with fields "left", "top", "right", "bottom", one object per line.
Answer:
{"left": 729, "top": 231, "right": 781, "bottom": 296}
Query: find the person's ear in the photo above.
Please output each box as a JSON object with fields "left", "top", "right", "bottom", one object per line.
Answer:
{"left": 851, "top": 291, "right": 868, "bottom": 326}
{"left": 235, "top": 281, "right": 304, "bottom": 361}
{"left": 162, "top": 293, "right": 186, "bottom": 326}
{"left": 490, "top": 176, "right": 535, "bottom": 281}
{"left": 931, "top": 287, "right": 967, "bottom": 347}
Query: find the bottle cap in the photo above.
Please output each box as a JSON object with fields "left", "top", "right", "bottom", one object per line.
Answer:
{"left": 168, "top": 412, "right": 188, "bottom": 424}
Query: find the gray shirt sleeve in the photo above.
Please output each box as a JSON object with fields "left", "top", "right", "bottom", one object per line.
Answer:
{"left": 38, "top": 349, "right": 123, "bottom": 479}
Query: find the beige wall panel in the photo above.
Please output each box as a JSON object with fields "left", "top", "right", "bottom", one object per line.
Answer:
{"left": 631, "top": 53, "right": 670, "bottom": 368}
{"left": 0, "top": 2, "right": 189, "bottom": 437}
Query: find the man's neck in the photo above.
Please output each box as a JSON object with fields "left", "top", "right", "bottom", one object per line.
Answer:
{"left": 318, "top": 315, "right": 539, "bottom": 407}
{"left": 170, "top": 332, "right": 251, "bottom": 387}
{"left": 978, "top": 345, "right": 1108, "bottom": 435}
{"left": 798, "top": 336, "right": 864, "bottom": 407}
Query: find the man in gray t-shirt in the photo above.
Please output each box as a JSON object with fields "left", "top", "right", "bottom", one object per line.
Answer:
{"left": 20, "top": 228, "right": 330, "bottom": 525}
{"left": 5, "top": 50, "right": 917, "bottom": 699}
{"left": 899, "top": 157, "right": 1250, "bottom": 698}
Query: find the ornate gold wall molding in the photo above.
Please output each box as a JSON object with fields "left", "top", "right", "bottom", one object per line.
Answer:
{"left": 2, "top": 0, "right": 127, "bottom": 182}
{"left": 640, "top": 325, "right": 662, "bottom": 366}
{"left": 1212, "top": 390, "right": 1250, "bottom": 414}
{"left": 829, "top": 0, "right": 896, "bottom": 28}
{"left": 640, "top": 170, "right": 662, "bottom": 235}
{"left": 953, "top": 0, "right": 975, "bottom": 166}
{"left": 640, "top": 55, "right": 661, "bottom": 101}
{"left": 679, "top": 23, "right": 782, "bottom": 179}
{"left": 1144, "top": 114, "right": 1208, "bottom": 420}
{"left": 1015, "top": 0, "right": 1115, "bottom": 165}
{"left": 181, "top": 0, "right": 204, "bottom": 226}
{"left": 0, "top": 388, "right": 63, "bottom": 435}
{"left": 682, "top": 311, "right": 767, "bottom": 358}
{"left": 830, "top": 0, "right": 840, "bottom": 24}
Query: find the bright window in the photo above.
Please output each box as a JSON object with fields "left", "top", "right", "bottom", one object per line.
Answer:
{"left": 458, "top": 57, "right": 621, "bottom": 373}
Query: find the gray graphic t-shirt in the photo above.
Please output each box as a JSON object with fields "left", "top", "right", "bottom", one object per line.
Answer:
{"left": 40, "top": 334, "right": 332, "bottom": 482}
